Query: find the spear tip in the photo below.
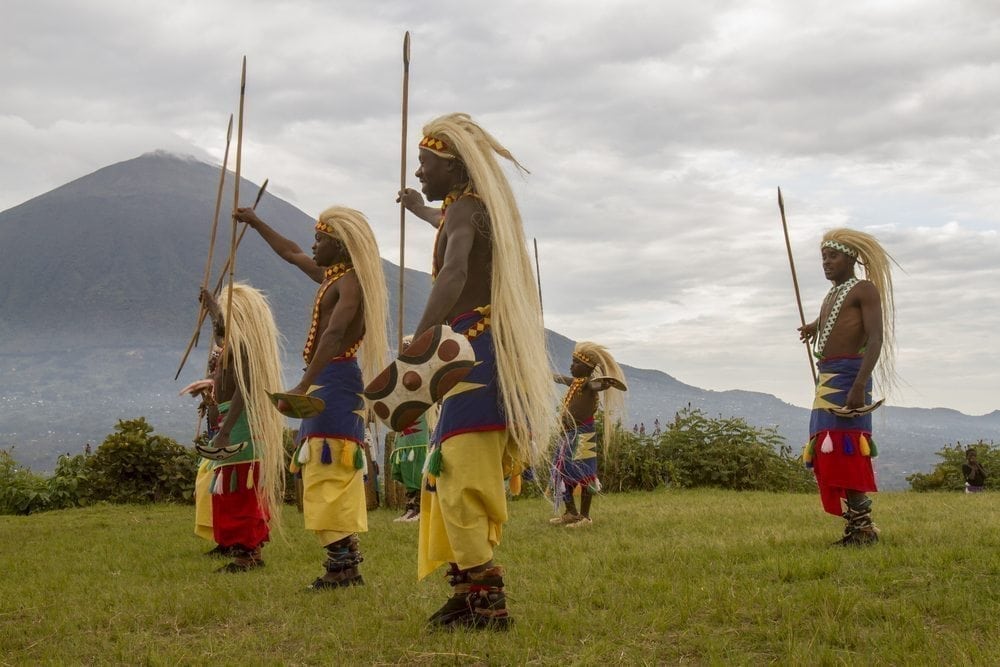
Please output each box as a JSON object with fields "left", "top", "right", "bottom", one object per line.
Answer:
{"left": 403, "top": 31, "right": 411, "bottom": 64}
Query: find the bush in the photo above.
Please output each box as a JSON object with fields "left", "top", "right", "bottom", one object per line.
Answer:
{"left": 600, "top": 407, "right": 815, "bottom": 493}
{"left": 0, "top": 448, "right": 52, "bottom": 515}
{"left": 85, "top": 418, "right": 197, "bottom": 504}
{"left": 907, "top": 440, "right": 997, "bottom": 492}
{"left": 47, "top": 452, "right": 93, "bottom": 509}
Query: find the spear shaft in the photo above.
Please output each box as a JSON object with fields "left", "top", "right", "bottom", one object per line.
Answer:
{"left": 173, "top": 176, "right": 267, "bottom": 381}
{"left": 222, "top": 56, "right": 247, "bottom": 371}
{"left": 397, "top": 31, "right": 411, "bottom": 352}
{"left": 174, "top": 115, "right": 232, "bottom": 380}
{"left": 777, "top": 187, "right": 817, "bottom": 385}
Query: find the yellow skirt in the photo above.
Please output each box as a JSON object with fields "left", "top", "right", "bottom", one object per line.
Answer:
{"left": 417, "top": 430, "right": 516, "bottom": 579}
{"left": 193, "top": 458, "right": 214, "bottom": 542}
{"left": 300, "top": 437, "right": 368, "bottom": 545}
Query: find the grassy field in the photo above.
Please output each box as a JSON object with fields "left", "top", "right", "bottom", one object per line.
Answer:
{"left": 1, "top": 489, "right": 998, "bottom": 665}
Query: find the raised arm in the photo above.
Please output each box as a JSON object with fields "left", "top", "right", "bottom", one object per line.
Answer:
{"left": 553, "top": 373, "right": 574, "bottom": 386}
{"left": 234, "top": 207, "right": 325, "bottom": 283}
{"left": 397, "top": 188, "right": 442, "bottom": 228}
{"left": 587, "top": 377, "right": 627, "bottom": 392}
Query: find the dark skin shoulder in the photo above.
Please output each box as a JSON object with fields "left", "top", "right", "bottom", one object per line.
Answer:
{"left": 414, "top": 195, "right": 492, "bottom": 334}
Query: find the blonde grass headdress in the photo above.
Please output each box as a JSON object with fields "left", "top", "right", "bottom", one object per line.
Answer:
{"left": 573, "top": 341, "right": 627, "bottom": 444}
{"left": 316, "top": 206, "right": 389, "bottom": 387}
{"left": 219, "top": 282, "right": 286, "bottom": 532}
{"left": 821, "top": 228, "right": 899, "bottom": 395}
{"left": 420, "top": 113, "right": 555, "bottom": 466}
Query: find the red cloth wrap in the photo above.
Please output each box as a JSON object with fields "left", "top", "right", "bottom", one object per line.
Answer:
{"left": 211, "top": 462, "right": 270, "bottom": 549}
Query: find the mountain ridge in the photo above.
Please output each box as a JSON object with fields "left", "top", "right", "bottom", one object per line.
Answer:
{"left": 1, "top": 152, "right": 996, "bottom": 488}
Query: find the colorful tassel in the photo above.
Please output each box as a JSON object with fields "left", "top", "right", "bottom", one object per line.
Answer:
{"left": 859, "top": 434, "right": 870, "bottom": 456}
{"left": 820, "top": 432, "right": 834, "bottom": 454}
{"left": 427, "top": 447, "right": 443, "bottom": 477}
{"left": 297, "top": 442, "right": 311, "bottom": 465}
{"left": 408, "top": 449, "right": 415, "bottom": 462}
{"left": 246, "top": 462, "right": 255, "bottom": 490}
{"left": 509, "top": 473, "right": 522, "bottom": 496}
{"left": 868, "top": 437, "right": 879, "bottom": 458}
{"left": 843, "top": 434, "right": 854, "bottom": 455}
{"left": 353, "top": 445, "right": 365, "bottom": 470}
{"left": 229, "top": 467, "right": 238, "bottom": 492}
{"left": 321, "top": 440, "right": 333, "bottom": 465}
{"left": 339, "top": 441, "right": 352, "bottom": 468}
{"left": 802, "top": 438, "right": 815, "bottom": 465}
{"left": 212, "top": 470, "right": 224, "bottom": 495}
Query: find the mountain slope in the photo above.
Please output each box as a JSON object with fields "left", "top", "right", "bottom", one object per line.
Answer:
{"left": 1, "top": 152, "right": 996, "bottom": 488}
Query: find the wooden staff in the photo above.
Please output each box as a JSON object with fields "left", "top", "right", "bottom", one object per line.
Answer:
{"left": 211, "top": 179, "right": 267, "bottom": 293}
{"left": 174, "top": 178, "right": 268, "bottom": 380}
{"left": 173, "top": 115, "right": 233, "bottom": 380}
{"left": 175, "top": 178, "right": 268, "bottom": 384}
{"left": 533, "top": 237, "right": 544, "bottom": 318}
{"left": 222, "top": 56, "right": 247, "bottom": 370}
{"left": 777, "top": 187, "right": 817, "bottom": 385}
{"left": 397, "top": 31, "right": 411, "bottom": 352}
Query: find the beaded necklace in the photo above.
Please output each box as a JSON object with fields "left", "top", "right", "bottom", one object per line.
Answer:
{"left": 814, "top": 277, "right": 859, "bottom": 358}
{"left": 562, "top": 376, "right": 589, "bottom": 410}
{"left": 302, "top": 263, "right": 353, "bottom": 363}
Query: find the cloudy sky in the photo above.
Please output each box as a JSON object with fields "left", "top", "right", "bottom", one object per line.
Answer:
{"left": 3, "top": 0, "right": 998, "bottom": 415}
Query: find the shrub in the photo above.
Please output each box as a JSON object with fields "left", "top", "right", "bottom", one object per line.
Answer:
{"left": 600, "top": 407, "right": 815, "bottom": 493}
{"left": 85, "top": 418, "right": 197, "bottom": 504}
{"left": 0, "top": 448, "right": 52, "bottom": 515}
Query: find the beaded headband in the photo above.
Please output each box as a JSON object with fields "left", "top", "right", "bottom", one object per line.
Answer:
{"left": 315, "top": 220, "right": 337, "bottom": 237}
{"left": 821, "top": 239, "right": 858, "bottom": 259}
{"left": 573, "top": 351, "right": 597, "bottom": 368}
{"left": 419, "top": 135, "right": 456, "bottom": 159}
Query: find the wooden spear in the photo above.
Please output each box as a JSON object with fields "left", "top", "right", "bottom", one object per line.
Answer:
{"left": 397, "top": 31, "right": 411, "bottom": 352}
{"left": 174, "top": 178, "right": 268, "bottom": 381}
{"left": 777, "top": 187, "right": 817, "bottom": 386}
{"left": 222, "top": 56, "right": 247, "bottom": 371}
{"left": 173, "top": 114, "right": 233, "bottom": 380}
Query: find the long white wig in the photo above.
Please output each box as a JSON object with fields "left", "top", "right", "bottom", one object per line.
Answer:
{"left": 219, "top": 282, "right": 286, "bottom": 531}
{"left": 421, "top": 113, "right": 557, "bottom": 465}
{"left": 317, "top": 206, "right": 390, "bottom": 387}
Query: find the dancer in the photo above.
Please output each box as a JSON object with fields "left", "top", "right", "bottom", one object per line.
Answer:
{"left": 550, "top": 341, "right": 627, "bottom": 527}
{"left": 408, "top": 113, "right": 557, "bottom": 628}
{"left": 234, "top": 205, "right": 388, "bottom": 588}
{"left": 199, "top": 284, "right": 285, "bottom": 572}
{"left": 799, "top": 228, "right": 897, "bottom": 546}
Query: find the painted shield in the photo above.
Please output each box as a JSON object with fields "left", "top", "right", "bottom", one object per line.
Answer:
{"left": 826, "top": 398, "right": 884, "bottom": 419}
{"left": 195, "top": 441, "right": 248, "bottom": 461}
{"left": 364, "top": 325, "right": 475, "bottom": 431}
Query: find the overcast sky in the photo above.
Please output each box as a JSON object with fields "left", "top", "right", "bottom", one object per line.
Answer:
{"left": 3, "top": 0, "right": 998, "bottom": 415}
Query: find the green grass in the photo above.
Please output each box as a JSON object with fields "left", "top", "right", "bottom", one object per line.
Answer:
{"left": 1, "top": 489, "right": 998, "bottom": 665}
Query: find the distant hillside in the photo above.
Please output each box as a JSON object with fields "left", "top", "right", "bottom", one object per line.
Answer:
{"left": 1, "top": 152, "right": 997, "bottom": 488}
